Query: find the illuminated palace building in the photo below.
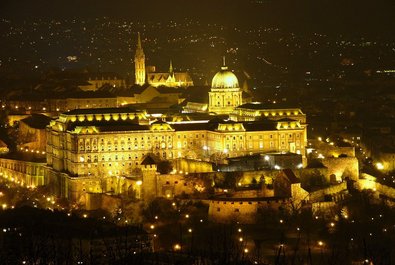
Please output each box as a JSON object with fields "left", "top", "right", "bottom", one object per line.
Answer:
{"left": 44, "top": 36, "right": 307, "bottom": 202}
{"left": 46, "top": 108, "right": 306, "bottom": 201}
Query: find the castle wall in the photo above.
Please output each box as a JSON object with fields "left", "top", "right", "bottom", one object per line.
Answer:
{"left": 322, "top": 157, "right": 359, "bottom": 181}
{"left": 356, "top": 178, "right": 395, "bottom": 201}
{"left": 309, "top": 182, "right": 348, "bottom": 202}
{"left": 158, "top": 174, "right": 196, "bottom": 198}
{"left": 237, "top": 170, "right": 278, "bottom": 185}
{"left": 0, "top": 158, "right": 46, "bottom": 187}
{"left": 173, "top": 158, "right": 213, "bottom": 173}
{"left": 298, "top": 167, "right": 328, "bottom": 182}
{"left": 85, "top": 192, "right": 122, "bottom": 211}
{"left": 208, "top": 198, "right": 289, "bottom": 224}
{"left": 315, "top": 144, "right": 355, "bottom": 157}
{"left": 208, "top": 200, "right": 258, "bottom": 224}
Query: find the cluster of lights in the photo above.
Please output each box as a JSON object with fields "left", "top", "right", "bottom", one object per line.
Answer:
{"left": 19, "top": 147, "right": 46, "bottom": 155}
{"left": 170, "top": 169, "right": 188, "bottom": 175}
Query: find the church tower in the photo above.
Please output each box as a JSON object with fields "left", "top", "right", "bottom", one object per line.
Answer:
{"left": 166, "top": 60, "right": 176, "bottom": 85}
{"left": 208, "top": 58, "right": 242, "bottom": 114}
{"left": 134, "top": 32, "right": 146, "bottom": 85}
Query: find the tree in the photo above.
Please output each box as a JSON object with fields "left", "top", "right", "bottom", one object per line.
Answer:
{"left": 157, "top": 160, "right": 173, "bottom": 174}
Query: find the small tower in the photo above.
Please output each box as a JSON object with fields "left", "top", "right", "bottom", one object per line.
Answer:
{"left": 166, "top": 60, "right": 176, "bottom": 84}
{"left": 139, "top": 154, "right": 159, "bottom": 203}
{"left": 134, "top": 32, "right": 146, "bottom": 85}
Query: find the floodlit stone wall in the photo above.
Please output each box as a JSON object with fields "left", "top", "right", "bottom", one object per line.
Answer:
{"left": 322, "top": 157, "right": 359, "bottom": 181}
{"left": 356, "top": 178, "right": 395, "bottom": 200}
{"left": 208, "top": 198, "right": 288, "bottom": 224}
{"left": 173, "top": 158, "right": 213, "bottom": 173}
{"left": 309, "top": 182, "right": 348, "bottom": 202}
{"left": 158, "top": 174, "right": 196, "bottom": 198}
{"left": 208, "top": 200, "right": 258, "bottom": 224}
{"left": 0, "top": 158, "right": 46, "bottom": 187}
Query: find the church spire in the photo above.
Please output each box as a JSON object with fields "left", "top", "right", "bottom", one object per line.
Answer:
{"left": 137, "top": 32, "right": 142, "bottom": 49}
{"left": 134, "top": 32, "right": 146, "bottom": 85}
{"left": 169, "top": 60, "right": 174, "bottom": 75}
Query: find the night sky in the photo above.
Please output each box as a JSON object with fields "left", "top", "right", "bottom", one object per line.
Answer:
{"left": 1, "top": 0, "right": 394, "bottom": 35}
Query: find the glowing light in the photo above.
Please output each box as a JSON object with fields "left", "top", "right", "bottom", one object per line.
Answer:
{"left": 318, "top": 241, "right": 324, "bottom": 246}
{"left": 173, "top": 244, "right": 181, "bottom": 251}
{"left": 136, "top": 180, "right": 143, "bottom": 186}
{"left": 376, "top": 162, "right": 384, "bottom": 170}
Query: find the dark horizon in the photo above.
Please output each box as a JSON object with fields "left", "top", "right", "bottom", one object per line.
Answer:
{"left": 1, "top": 0, "right": 395, "bottom": 35}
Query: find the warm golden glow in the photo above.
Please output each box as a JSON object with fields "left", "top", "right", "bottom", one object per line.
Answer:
{"left": 376, "top": 162, "right": 384, "bottom": 170}
{"left": 211, "top": 69, "right": 239, "bottom": 89}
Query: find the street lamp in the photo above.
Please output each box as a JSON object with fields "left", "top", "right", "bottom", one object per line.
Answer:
{"left": 376, "top": 162, "right": 384, "bottom": 170}
{"left": 173, "top": 244, "right": 181, "bottom": 251}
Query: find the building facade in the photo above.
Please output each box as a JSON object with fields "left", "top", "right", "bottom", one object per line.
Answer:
{"left": 230, "top": 102, "right": 306, "bottom": 124}
{"left": 45, "top": 107, "right": 307, "bottom": 202}
{"left": 0, "top": 158, "right": 46, "bottom": 188}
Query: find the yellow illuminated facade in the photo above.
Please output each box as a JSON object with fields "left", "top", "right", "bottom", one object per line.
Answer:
{"left": 230, "top": 102, "right": 306, "bottom": 124}
{"left": 46, "top": 107, "right": 307, "bottom": 202}
{"left": 208, "top": 63, "right": 242, "bottom": 114}
{"left": 146, "top": 61, "right": 194, "bottom": 88}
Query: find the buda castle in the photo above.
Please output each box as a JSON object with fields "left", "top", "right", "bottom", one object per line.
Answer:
{"left": 40, "top": 33, "right": 308, "bottom": 204}
{"left": 44, "top": 56, "right": 306, "bottom": 204}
